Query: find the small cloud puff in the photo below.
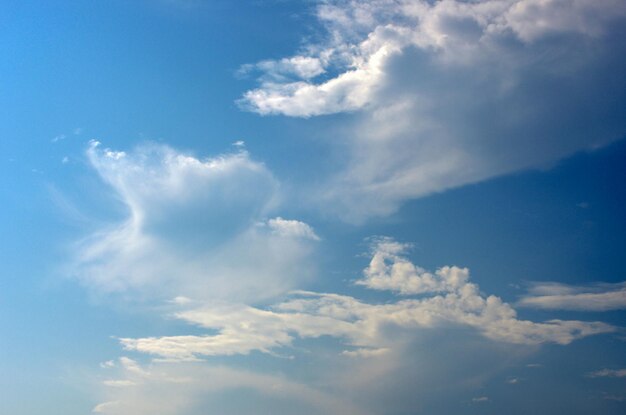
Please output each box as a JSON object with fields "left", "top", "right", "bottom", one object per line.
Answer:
{"left": 471, "top": 396, "right": 489, "bottom": 403}
{"left": 264, "top": 217, "right": 320, "bottom": 241}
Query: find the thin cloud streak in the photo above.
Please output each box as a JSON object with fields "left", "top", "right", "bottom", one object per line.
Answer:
{"left": 519, "top": 282, "right": 626, "bottom": 311}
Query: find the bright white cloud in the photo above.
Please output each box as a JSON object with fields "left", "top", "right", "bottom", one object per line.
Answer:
{"left": 357, "top": 237, "right": 467, "bottom": 294}
{"left": 240, "top": 0, "right": 626, "bottom": 220}
{"left": 242, "top": 0, "right": 626, "bottom": 116}
{"left": 264, "top": 217, "right": 321, "bottom": 241}
{"left": 518, "top": 282, "right": 626, "bottom": 311}
{"left": 119, "top": 238, "right": 615, "bottom": 361}
{"left": 71, "top": 141, "right": 319, "bottom": 302}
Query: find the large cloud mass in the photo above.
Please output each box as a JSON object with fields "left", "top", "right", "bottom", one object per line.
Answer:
{"left": 241, "top": 0, "right": 626, "bottom": 220}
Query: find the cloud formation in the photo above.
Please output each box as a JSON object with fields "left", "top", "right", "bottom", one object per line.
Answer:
{"left": 240, "top": 0, "right": 626, "bottom": 220}
{"left": 71, "top": 142, "right": 319, "bottom": 302}
{"left": 93, "top": 357, "right": 363, "bottom": 415}
{"left": 588, "top": 368, "right": 626, "bottom": 378}
{"left": 519, "top": 281, "right": 626, "bottom": 311}
{"left": 118, "top": 238, "right": 615, "bottom": 362}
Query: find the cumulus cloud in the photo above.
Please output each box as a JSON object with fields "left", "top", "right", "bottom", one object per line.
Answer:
{"left": 118, "top": 238, "right": 615, "bottom": 361}
{"left": 240, "top": 0, "right": 626, "bottom": 220}
{"left": 70, "top": 141, "right": 319, "bottom": 302}
{"left": 518, "top": 281, "right": 626, "bottom": 311}
{"left": 357, "top": 237, "right": 468, "bottom": 294}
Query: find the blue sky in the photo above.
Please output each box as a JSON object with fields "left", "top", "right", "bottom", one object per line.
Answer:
{"left": 1, "top": 1, "right": 626, "bottom": 414}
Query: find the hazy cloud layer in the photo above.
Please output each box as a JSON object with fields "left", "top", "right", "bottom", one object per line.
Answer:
{"left": 93, "top": 357, "right": 363, "bottom": 415}
{"left": 71, "top": 142, "right": 319, "bottom": 302}
{"left": 241, "top": 0, "right": 626, "bottom": 219}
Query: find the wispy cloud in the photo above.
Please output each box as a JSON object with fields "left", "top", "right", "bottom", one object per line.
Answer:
{"left": 472, "top": 396, "right": 489, "bottom": 403}
{"left": 93, "top": 358, "right": 364, "bottom": 415}
{"left": 518, "top": 282, "right": 626, "bottom": 311}
{"left": 70, "top": 141, "right": 319, "bottom": 302}
{"left": 587, "top": 368, "right": 626, "bottom": 378}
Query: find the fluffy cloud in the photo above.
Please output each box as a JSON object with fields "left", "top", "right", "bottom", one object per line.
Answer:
{"left": 118, "top": 238, "right": 615, "bottom": 362}
{"left": 70, "top": 141, "right": 319, "bottom": 302}
{"left": 240, "top": 0, "right": 626, "bottom": 220}
{"left": 518, "top": 281, "right": 626, "bottom": 311}
{"left": 263, "top": 217, "right": 321, "bottom": 241}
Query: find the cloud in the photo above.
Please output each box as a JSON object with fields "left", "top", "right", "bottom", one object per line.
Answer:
{"left": 93, "top": 358, "right": 364, "bottom": 415}
{"left": 263, "top": 217, "right": 321, "bottom": 241}
{"left": 587, "top": 368, "right": 626, "bottom": 378}
{"left": 472, "top": 396, "right": 490, "bottom": 403}
{"left": 239, "top": 0, "right": 626, "bottom": 220}
{"left": 118, "top": 238, "right": 615, "bottom": 361}
{"left": 518, "top": 282, "right": 626, "bottom": 311}
{"left": 51, "top": 134, "right": 66, "bottom": 143}
{"left": 341, "top": 347, "right": 390, "bottom": 358}
{"left": 239, "top": 56, "right": 327, "bottom": 83}
{"left": 102, "top": 380, "right": 136, "bottom": 387}
{"left": 70, "top": 141, "right": 319, "bottom": 302}
{"left": 92, "top": 401, "right": 120, "bottom": 413}
{"left": 357, "top": 237, "right": 468, "bottom": 294}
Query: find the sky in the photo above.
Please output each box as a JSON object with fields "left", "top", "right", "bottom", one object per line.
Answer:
{"left": 1, "top": 0, "right": 625, "bottom": 414}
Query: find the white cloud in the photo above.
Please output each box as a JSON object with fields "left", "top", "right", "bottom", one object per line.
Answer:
{"left": 93, "top": 359, "right": 364, "bottom": 415}
{"left": 472, "top": 396, "right": 490, "bottom": 403}
{"left": 102, "top": 379, "right": 136, "bottom": 387}
{"left": 92, "top": 401, "right": 120, "bottom": 413}
{"left": 169, "top": 296, "right": 193, "bottom": 305}
{"left": 587, "top": 368, "right": 626, "bottom": 378}
{"left": 239, "top": 0, "right": 626, "bottom": 220}
{"left": 242, "top": 0, "right": 626, "bottom": 116}
{"left": 241, "top": 56, "right": 327, "bottom": 82}
{"left": 118, "top": 238, "right": 615, "bottom": 361}
{"left": 51, "top": 134, "right": 66, "bottom": 143}
{"left": 70, "top": 141, "right": 319, "bottom": 302}
{"left": 357, "top": 237, "right": 467, "bottom": 294}
{"left": 264, "top": 217, "right": 321, "bottom": 241}
{"left": 518, "top": 282, "right": 626, "bottom": 311}
{"left": 342, "top": 347, "right": 390, "bottom": 358}
{"left": 99, "top": 360, "right": 115, "bottom": 369}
